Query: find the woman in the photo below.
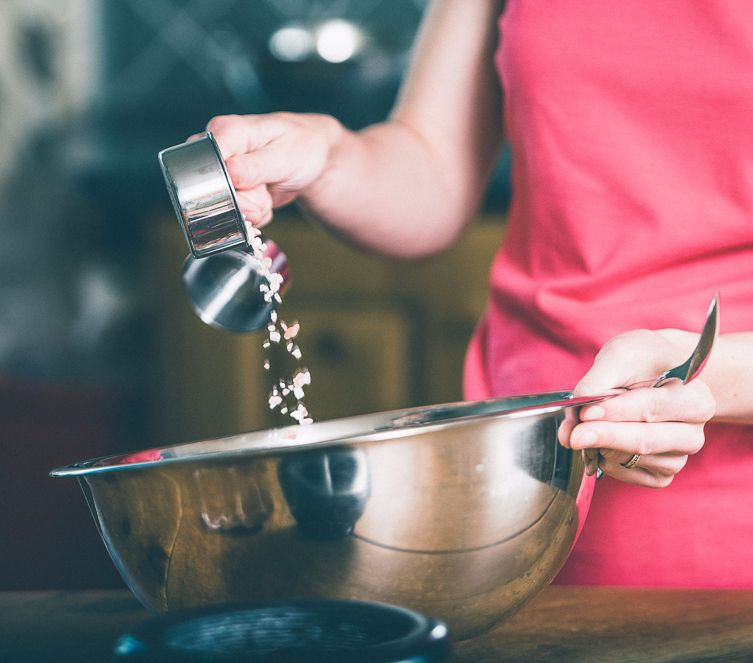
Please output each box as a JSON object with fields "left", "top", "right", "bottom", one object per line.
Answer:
{"left": 200, "top": 0, "right": 753, "bottom": 586}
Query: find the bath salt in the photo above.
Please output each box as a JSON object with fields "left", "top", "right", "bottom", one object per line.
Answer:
{"left": 243, "top": 223, "right": 313, "bottom": 426}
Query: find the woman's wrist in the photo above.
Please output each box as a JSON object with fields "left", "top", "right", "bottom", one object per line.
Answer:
{"left": 657, "top": 330, "right": 753, "bottom": 425}
{"left": 702, "top": 333, "right": 753, "bottom": 424}
{"left": 297, "top": 113, "right": 349, "bottom": 208}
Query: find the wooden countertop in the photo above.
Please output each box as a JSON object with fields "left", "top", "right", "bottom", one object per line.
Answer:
{"left": 2, "top": 587, "right": 753, "bottom": 662}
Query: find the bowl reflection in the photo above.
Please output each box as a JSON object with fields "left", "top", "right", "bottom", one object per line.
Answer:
{"left": 51, "top": 392, "right": 597, "bottom": 640}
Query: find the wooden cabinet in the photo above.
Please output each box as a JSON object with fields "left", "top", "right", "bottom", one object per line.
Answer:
{"left": 146, "top": 209, "right": 504, "bottom": 444}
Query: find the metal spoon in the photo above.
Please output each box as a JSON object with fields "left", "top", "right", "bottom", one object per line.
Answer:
{"left": 592, "top": 292, "right": 720, "bottom": 478}
{"left": 625, "top": 292, "right": 719, "bottom": 389}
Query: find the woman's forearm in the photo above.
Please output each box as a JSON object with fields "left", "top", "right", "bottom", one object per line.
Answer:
{"left": 297, "top": 119, "right": 490, "bottom": 258}
{"left": 298, "top": 0, "right": 506, "bottom": 258}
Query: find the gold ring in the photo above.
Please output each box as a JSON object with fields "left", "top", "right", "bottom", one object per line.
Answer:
{"left": 621, "top": 453, "right": 641, "bottom": 469}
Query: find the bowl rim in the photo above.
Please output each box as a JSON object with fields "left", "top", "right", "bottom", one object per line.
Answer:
{"left": 49, "top": 391, "right": 610, "bottom": 478}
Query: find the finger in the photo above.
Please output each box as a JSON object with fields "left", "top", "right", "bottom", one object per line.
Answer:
{"left": 569, "top": 420, "right": 706, "bottom": 455}
{"left": 234, "top": 185, "right": 273, "bottom": 226}
{"left": 207, "top": 114, "right": 285, "bottom": 159}
{"left": 597, "top": 460, "right": 675, "bottom": 488}
{"left": 186, "top": 132, "right": 205, "bottom": 143}
{"left": 225, "top": 147, "right": 293, "bottom": 191}
{"left": 597, "top": 452, "right": 687, "bottom": 488}
{"left": 599, "top": 448, "right": 689, "bottom": 477}
{"left": 256, "top": 206, "right": 273, "bottom": 228}
{"left": 557, "top": 409, "right": 578, "bottom": 448}
{"left": 579, "top": 381, "right": 715, "bottom": 425}
{"left": 583, "top": 448, "right": 600, "bottom": 476}
{"left": 268, "top": 188, "right": 299, "bottom": 208}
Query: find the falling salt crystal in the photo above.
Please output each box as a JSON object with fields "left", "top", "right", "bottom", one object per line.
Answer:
{"left": 290, "top": 404, "right": 309, "bottom": 421}
{"left": 268, "top": 395, "right": 283, "bottom": 409}
{"left": 251, "top": 228, "right": 312, "bottom": 429}
{"left": 282, "top": 321, "right": 300, "bottom": 340}
{"left": 292, "top": 368, "right": 311, "bottom": 388}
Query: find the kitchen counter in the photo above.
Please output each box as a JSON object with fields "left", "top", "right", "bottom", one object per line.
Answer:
{"left": 2, "top": 587, "right": 753, "bottom": 662}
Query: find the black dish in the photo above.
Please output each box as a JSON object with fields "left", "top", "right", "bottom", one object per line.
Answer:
{"left": 113, "top": 599, "right": 451, "bottom": 663}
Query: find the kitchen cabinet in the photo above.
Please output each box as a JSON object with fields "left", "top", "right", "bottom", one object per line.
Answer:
{"left": 146, "top": 209, "right": 504, "bottom": 445}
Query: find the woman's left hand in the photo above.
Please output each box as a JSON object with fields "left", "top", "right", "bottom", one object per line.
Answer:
{"left": 558, "top": 329, "right": 716, "bottom": 488}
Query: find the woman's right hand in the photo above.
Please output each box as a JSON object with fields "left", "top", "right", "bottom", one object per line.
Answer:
{"left": 200, "top": 112, "right": 342, "bottom": 228}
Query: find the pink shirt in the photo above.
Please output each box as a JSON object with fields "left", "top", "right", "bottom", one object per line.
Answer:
{"left": 465, "top": 0, "right": 753, "bottom": 586}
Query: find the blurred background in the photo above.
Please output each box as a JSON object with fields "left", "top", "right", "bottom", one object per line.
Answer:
{"left": 0, "top": 0, "right": 510, "bottom": 590}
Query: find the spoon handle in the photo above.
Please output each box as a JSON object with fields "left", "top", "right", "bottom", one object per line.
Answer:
{"left": 624, "top": 293, "right": 720, "bottom": 391}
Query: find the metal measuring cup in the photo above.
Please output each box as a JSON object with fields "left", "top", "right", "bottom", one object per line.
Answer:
{"left": 158, "top": 131, "right": 289, "bottom": 333}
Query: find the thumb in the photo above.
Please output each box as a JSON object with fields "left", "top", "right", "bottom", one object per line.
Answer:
{"left": 573, "top": 330, "right": 679, "bottom": 396}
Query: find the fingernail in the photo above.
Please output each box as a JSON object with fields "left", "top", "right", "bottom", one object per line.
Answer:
{"left": 572, "top": 429, "right": 598, "bottom": 447}
{"left": 582, "top": 406, "right": 605, "bottom": 421}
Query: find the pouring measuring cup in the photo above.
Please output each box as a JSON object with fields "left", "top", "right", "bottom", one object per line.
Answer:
{"left": 158, "top": 131, "right": 289, "bottom": 333}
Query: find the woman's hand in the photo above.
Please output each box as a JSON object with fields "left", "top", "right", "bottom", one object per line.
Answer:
{"left": 199, "top": 112, "right": 342, "bottom": 227}
{"left": 558, "top": 329, "right": 716, "bottom": 488}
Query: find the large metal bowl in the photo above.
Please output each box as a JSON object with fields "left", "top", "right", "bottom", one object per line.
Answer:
{"left": 51, "top": 391, "right": 600, "bottom": 639}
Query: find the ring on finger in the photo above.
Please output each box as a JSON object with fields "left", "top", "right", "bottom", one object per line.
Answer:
{"left": 621, "top": 453, "right": 641, "bottom": 469}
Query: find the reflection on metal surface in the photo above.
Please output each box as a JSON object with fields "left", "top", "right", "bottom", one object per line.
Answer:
{"left": 158, "top": 132, "right": 248, "bottom": 259}
{"left": 181, "top": 241, "right": 288, "bottom": 333}
{"left": 54, "top": 393, "right": 597, "bottom": 639}
{"left": 194, "top": 467, "right": 273, "bottom": 532}
{"left": 279, "top": 449, "right": 370, "bottom": 540}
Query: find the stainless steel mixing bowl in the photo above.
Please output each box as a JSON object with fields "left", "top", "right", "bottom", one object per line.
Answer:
{"left": 51, "top": 391, "right": 601, "bottom": 639}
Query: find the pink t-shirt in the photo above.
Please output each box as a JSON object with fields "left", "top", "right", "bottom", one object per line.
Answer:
{"left": 465, "top": 0, "right": 753, "bottom": 586}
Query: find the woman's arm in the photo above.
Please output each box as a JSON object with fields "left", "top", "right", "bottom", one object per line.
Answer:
{"left": 208, "top": 0, "right": 506, "bottom": 258}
